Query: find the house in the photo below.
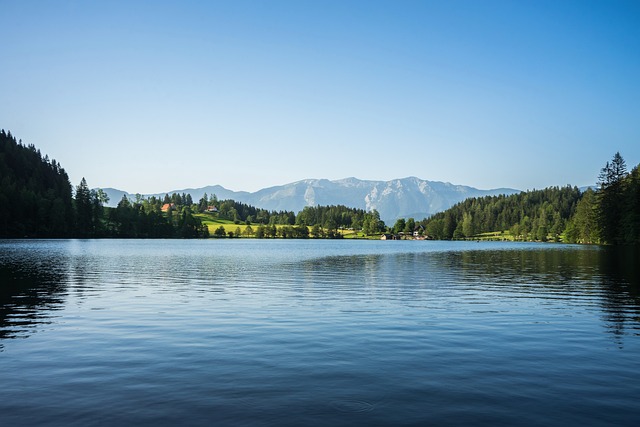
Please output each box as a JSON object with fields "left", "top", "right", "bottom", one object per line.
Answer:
{"left": 206, "top": 206, "right": 218, "bottom": 213}
{"left": 161, "top": 203, "right": 176, "bottom": 212}
{"left": 381, "top": 233, "right": 401, "bottom": 240}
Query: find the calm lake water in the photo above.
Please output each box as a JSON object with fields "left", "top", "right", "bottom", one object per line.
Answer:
{"left": 1, "top": 239, "right": 639, "bottom": 426}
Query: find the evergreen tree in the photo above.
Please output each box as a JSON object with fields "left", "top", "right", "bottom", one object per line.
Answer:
{"left": 597, "top": 152, "right": 627, "bottom": 244}
{"left": 75, "top": 178, "right": 93, "bottom": 237}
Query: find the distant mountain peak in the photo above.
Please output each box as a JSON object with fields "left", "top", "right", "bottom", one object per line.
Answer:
{"left": 100, "top": 177, "right": 520, "bottom": 223}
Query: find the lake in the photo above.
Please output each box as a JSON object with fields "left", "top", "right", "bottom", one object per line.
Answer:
{"left": 1, "top": 239, "right": 639, "bottom": 426}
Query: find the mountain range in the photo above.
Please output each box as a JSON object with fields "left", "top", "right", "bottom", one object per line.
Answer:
{"left": 101, "top": 177, "right": 520, "bottom": 224}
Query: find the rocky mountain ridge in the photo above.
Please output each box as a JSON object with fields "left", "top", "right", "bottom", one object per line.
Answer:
{"left": 101, "top": 177, "right": 519, "bottom": 224}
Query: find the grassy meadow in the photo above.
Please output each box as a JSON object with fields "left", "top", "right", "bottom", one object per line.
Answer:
{"left": 195, "top": 213, "right": 380, "bottom": 239}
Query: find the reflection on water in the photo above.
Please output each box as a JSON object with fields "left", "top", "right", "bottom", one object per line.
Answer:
{"left": 286, "top": 246, "right": 640, "bottom": 341}
{"left": 0, "top": 239, "right": 639, "bottom": 426}
{"left": 0, "top": 249, "right": 68, "bottom": 348}
{"left": 449, "top": 248, "right": 640, "bottom": 344}
{"left": 598, "top": 246, "right": 640, "bottom": 341}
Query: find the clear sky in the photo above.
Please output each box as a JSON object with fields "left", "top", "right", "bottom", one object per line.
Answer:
{"left": 2, "top": 0, "right": 639, "bottom": 193}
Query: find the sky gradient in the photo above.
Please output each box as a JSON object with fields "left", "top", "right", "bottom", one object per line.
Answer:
{"left": 2, "top": 0, "right": 639, "bottom": 194}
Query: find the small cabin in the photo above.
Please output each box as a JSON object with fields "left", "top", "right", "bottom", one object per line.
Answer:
{"left": 381, "top": 233, "right": 401, "bottom": 240}
{"left": 161, "top": 203, "right": 176, "bottom": 212}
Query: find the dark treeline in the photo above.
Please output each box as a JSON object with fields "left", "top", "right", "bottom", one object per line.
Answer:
{"left": 0, "top": 130, "right": 74, "bottom": 237}
{"left": 420, "top": 152, "right": 640, "bottom": 245}
{"left": 105, "top": 194, "right": 209, "bottom": 238}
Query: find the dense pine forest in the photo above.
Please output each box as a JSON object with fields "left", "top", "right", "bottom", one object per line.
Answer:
{"left": 1, "top": 129, "right": 638, "bottom": 244}
{"left": 419, "top": 152, "right": 640, "bottom": 245}
{"left": 418, "top": 186, "right": 582, "bottom": 242}
{"left": 0, "top": 130, "right": 74, "bottom": 237}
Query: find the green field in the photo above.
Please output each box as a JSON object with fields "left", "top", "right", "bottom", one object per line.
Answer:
{"left": 195, "top": 213, "right": 382, "bottom": 239}
{"left": 195, "top": 214, "right": 249, "bottom": 235}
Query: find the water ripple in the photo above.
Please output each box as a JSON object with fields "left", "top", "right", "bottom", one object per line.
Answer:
{"left": 330, "top": 398, "right": 375, "bottom": 413}
{"left": 1, "top": 239, "right": 639, "bottom": 425}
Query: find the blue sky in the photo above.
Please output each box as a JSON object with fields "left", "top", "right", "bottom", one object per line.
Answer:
{"left": 2, "top": 0, "right": 639, "bottom": 193}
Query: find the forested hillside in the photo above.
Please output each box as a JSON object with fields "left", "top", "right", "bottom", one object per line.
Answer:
{"left": 419, "top": 186, "right": 581, "bottom": 241}
{"left": 419, "top": 153, "right": 640, "bottom": 245}
{"left": 0, "top": 130, "right": 74, "bottom": 237}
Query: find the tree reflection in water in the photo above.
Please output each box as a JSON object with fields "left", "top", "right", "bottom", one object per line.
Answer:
{"left": 0, "top": 253, "right": 69, "bottom": 350}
